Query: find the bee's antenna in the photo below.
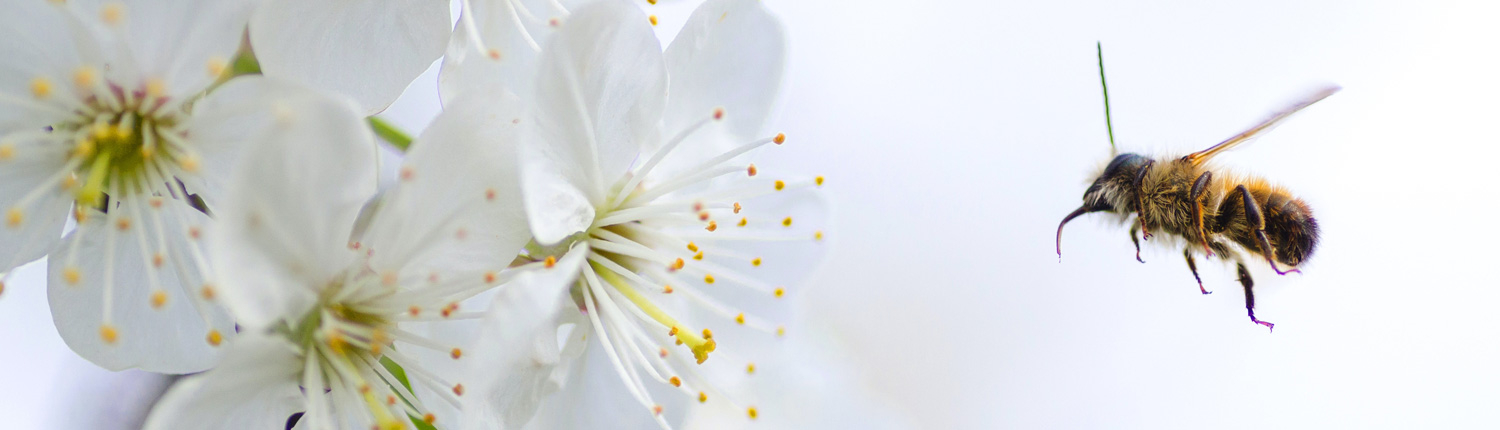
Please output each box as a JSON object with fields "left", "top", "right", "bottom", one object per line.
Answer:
{"left": 1097, "top": 41, "right": 1117, "bottom": 157}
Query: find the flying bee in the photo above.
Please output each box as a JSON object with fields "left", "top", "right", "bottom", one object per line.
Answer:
{"left": 1056, "top": 44, "right": 1336, "bottom": 331}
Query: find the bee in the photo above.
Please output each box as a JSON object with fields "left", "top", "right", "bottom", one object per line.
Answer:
{"left": 1056, "top": 44, "right": 1335, "bottom": 331}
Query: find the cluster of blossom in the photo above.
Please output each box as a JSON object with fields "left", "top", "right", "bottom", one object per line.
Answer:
{"left": 0, "top": 0, "right": 828, "bottom": 428}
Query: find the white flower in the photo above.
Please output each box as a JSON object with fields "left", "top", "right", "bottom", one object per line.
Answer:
{"left": 250, "top": 0, "right": 452, "bottom": 115}
{"left": 460, "top": 1, "right": 827, "bottom": 427}
{"left": 144, "top": 78, "right": 529, "bottom": 430}
{"left": 0, "top": 0, "right": 261, "bottom": 373}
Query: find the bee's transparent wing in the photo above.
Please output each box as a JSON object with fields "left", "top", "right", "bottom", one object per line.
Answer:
{"left": 1187, "top": 85, "right": 1340, "bottom": 165}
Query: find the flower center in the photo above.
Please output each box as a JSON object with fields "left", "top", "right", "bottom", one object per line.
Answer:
{"left": 283, "top": 268, "right": 468, "bottom": 429}
{"left": 534, "top": 107, "right": 825, "bottom": 424}
{"left": 51, "top": 72, "right": 196, "bottom": 208}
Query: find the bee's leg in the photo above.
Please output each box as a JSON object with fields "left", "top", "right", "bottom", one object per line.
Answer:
{"left": 1183, "top": 248, "right": 1210, "bottom": 294}
{"left": 1129, "top": 220, "right": 1145, "bottom": 263}
{"left": 1230, "top": 185, "right": 1301, "bottom": 275}
{"left": 1236, "top": 262, "right": 1274, "bottom": 331}
{"left": 1132, "top": 159, "right": 1156, "bottom": 239}
{"left": 1189, "top": 171, "right": 1216, "bottom": 257}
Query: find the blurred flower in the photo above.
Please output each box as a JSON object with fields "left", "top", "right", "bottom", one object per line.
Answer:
{"left": 0, "top": 0, "right": 259, "bottom": 373}
{"left": 459, "top": 1, "right": 826, "bottom": 428}
{"left": 249, "top": 0, "right": 452, "bottom": 115}
{"left": 143, "top": 78, "right": 527, "bottom": 429}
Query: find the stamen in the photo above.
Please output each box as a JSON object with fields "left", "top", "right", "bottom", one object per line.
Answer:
{"left": 99, "top": 324, "right": 118, "bottom": 344}
{"left": 205, "top": 57, "right": 227, "bottom": 78}
{"left": 206, "top": 329, "right": 223, "bottom": 346}
{"left": 30, "top": 77, "right": 53, "bottom": 99}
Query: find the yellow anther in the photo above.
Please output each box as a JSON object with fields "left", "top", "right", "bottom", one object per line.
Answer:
{"left": 0, "top": 281, "right": 5, "bottom": 296}
{"left": 451, "top": 347, "right": 463, "bottom": 359}
{"left": 670, "top": 258, "right": 685, "bottom": 271}
{"left": 747, "top": 164, "right": 758, "bottom": 176}
{"left": 73, "top": 66, "right": 97, "bottom": 89}
{"left": 686, "top": 242, "right": 698, "bottom": 252}
{"left": 748, "top": 407, "right": 759, "bottom": 420}
{"left": 659, "top": 348, "right": 669, "bottom": 358}
{"left": 816, "top": 176, "right": 825, "bottom": 186}
{"left": 207, "top": 329, "right": 223, "bottom": 346}
{"left": 0, "top": 143, "right": 13, "bottom": 161}
{"left": 30, "top": 77, "right": 52, "bottom": 99}
{"left": 200, "top": 284, "right": 216, "bottom": 300}
{"left": 145, "top": 78, "right": 166, "bottom": 98}
{"left": 152, "top": 253, "right": 164, "bottom": 267}
{"left": 815, "top": 230, "right": 824, "bottom": 241}
{"left": 139, "top": 145, "right": 154, "bottom": 159}
{"left": 63, "top": 267, "right": 81, "bottom": 285}
{"left": 60, "top": 175, "right": 78, "bottom": 190}
{"left": 206, "top": 57, "right": 227, "bottom": 78}
{"left": 663, "top": 285, "right": 674, "bottom": 294}
{"left": 774, "top": 287, "right": 785, "bottom": 298}
{"left": 90, "top": 123, "right": 111, "bottom": 139}
{"left": 5, "top": 208, "right": 21, "bottom": 228}
{"left": 774, "top": 133, "right": 786, "bottom": 144}
{"left": 746, "top": 362, "right": 756, "bottom": 374}
{"left": 702, "top": 329, "right": 714, "bottom": 340}
{"left": 693, "top": 251, "right": 704, "bottom": 261}
{"left": 735, "top": 313, "right": 745, "bottom": 325}
{"left": 100, "top": 2, "right": 125, "bottom": 25}
{"left": 100, "top": 325, "right": 119, "bottom": 344}
{"left": 545, "top": 255, "right": 557, "bottom": 268}
{"left": 782, "top": 216, "right": 793, "bottom": 227}
{"left": 774, "top": 180, "right": 786, "bottom": 191}
{"left": 653, "top": 405, "right": 664, "bottom": 415}
{"left": 776, "top": 326, "right": 786, "bottom": 336}
{"left": 752, "top": 258, "right": 762, "bottom": 267}
{"left": 74, "top": 138, "right": 96, "bottom": 158}
{"left": 738, "top": 217, "right": 748, "bottom": 227}
{"left": 649, "top": 15, "right": 658, "bottom": 26}
{"left": 733, "top": 202, "right": 742, "bottom": 213}
{"left": 669, "top": 376, "right": 681, "bottom": 387}
{"left": 149, "top": 290, "right": 167, "bottom": 309}
{"left": 698, "top": 392, "right": 708, "bottom": 403}
{"left": 704, "top": 274, "right": 715, "bottom": 284}
{"left": 178, "top": 154, "right": 201, "bottom": 172}
{"left": 705, "top": 221, "right": 717, "bottom": 232}
{"left": 648, "top": 0, "right": 656, "bottom": 4}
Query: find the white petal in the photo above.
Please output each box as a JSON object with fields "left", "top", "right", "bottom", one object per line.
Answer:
{"left": 114, "top": 0, "right": 257, "bottom": 97}
{"left": 0, "top": 1, "right": 90, "bottom": 130}
{"left": 665, "top": 0, "right": 786, "bottom": 142}
{"left": 143, "top": 332, "right": 305, "bottom": 430}
{"left": 250, "top": 0, "right": 452, "bottom": 114}
{"left": 361, "top": 92, "right": 530, "bottom": 278}
{"left": 529, "top": 0, "right": 667, "bottom": 200}
{"left": 438, "top": 0, "right": 596, "bottom": 105}
{"left": 0, "top": 140, "right": 71, "bottom": 273}
{"left": 522, "top": 344, "right": 680, "bottom": 430}
{"left": 48, "top": 200, "right": 235, "bottom": 374}
{"left": 462, "top": 246, "right": 590, "bottom": 430}
{"left": 518, "top": 151, "right": 594, "bottom": 246}
{"left": 209, "top": 77, "right": 376, "bottom": 328}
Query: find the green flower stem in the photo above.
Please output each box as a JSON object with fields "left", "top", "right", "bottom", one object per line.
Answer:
{"left": 368, "top": 117, "right": 414, "bottom": 152}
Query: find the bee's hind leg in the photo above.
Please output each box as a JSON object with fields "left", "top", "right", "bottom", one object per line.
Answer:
{"left": 1229, "top": 185, "right": 1301, "bottom": 275}
{"left": 1183, "top": 248, "right": 1210, "bottom": 294}
{"left": 1235, "top": 260, "right": 1274, "bottom": 332}
{"left": 1129, "top": 220, "right": 1145, "bottom": 263}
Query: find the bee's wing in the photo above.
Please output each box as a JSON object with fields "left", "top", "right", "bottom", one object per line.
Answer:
{"left": 1186, "top": 85, "right": 1340, "bottom": 165}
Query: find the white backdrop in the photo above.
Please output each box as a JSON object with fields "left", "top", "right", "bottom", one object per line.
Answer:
{"left": 3, "top": 0, "right": 1498, "bottom": 428}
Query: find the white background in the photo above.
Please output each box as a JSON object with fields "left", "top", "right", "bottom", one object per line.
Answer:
{"left": 4, "top": 0, "right": 1499, "bottom": 428}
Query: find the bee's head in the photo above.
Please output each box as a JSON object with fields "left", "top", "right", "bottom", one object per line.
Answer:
{"left": 1081, "top": 152, "right": 1148, "bottom": 208}
{"left": 1058, "top": 153, "right": 1148, "bottom": 258}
